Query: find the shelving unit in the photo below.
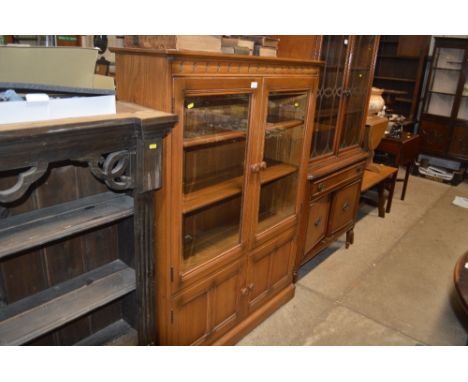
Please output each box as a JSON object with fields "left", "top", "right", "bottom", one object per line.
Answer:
{"left": 300, "top": 35, "right": 379, "bottom": 272}
{"left": 0, "top": 102, "right": 176, "bottom": 345}
{"left": 419, "top": 37, "right": 468, "bottom": 164}
{"left": 114, "top": 47, "right": 319, "bottom": 345}
{"left": 373, "top": 36, "right": 430, "bottom": 121}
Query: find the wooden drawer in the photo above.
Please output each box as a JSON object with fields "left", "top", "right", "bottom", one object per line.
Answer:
{"left": 310, "top": 162, "right": 365, "bottom": 198}
{"left": 328, "top": 180, "right": 361, "bottom": 235}
{"left": 304, "top": 194, "right": 330, "bottom": 254}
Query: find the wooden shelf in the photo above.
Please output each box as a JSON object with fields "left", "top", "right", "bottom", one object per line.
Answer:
{"left": 0, "top": 260, "right": 136, "bottom": 346}
{"left": 183, "top": 176, "right": 243, "bottom": 214}
{"left": 434, "top": 67, "right": 461, "bottom": 71}
{"left": 260, "top": 163, "right": 297, "bottom": 184}
{"left": 429, "top": 90, "right": 457, "bottom": 96}
{"left": 0, "top": 192, "right": 134, "bottom": 259}
{"left": 378, "top": 55, "right": 419, "bottom": 60}
{"left": 374, "top": 76, "right": 416, "bottom": 83}
{"left": 383, "top": 89, "right": 408, "bottom": 96}
{"left": 183, "top": 130, "right": 246, "bottom": 148}
{"left": 266, "top": 119, "right": 303, "bottom": 131}
{"left": 395, "top": 97, "right": 413, "bottom": 103}
{"left": 183, "top": 163, "right": 297, "bottom": 214}
{"left": 183, "top": 225, "right": 239, "bottom": 271}
{"left": 257, "top": 209, "right": 293, "bottom": 233}
{"left": 74, "top": 319, "right": 138, "bottom": 346}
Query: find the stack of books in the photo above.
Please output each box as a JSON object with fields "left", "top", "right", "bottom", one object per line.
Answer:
{"left": 221, "top": 36, "right": 279, "bottom": 57}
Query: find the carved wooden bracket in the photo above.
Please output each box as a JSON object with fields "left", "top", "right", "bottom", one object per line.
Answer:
{"left": 0, "top": 162, "right": 48, "bottom": 203}
{"left": 87, "top": 150, "right": 134, "bottom": 191}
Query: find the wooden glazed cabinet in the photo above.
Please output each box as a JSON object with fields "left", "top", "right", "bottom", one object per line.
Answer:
{"left": 420, "top": 37, "right": 468, "bottom": 163}
{"left": 296, "top": 36, "right": 379, "bottom": 270}
{"left": 113, "top": 49, "right": 320, "bottom": 345}
{"left": 0, "top": 103, "right": 176, "bottom": 345}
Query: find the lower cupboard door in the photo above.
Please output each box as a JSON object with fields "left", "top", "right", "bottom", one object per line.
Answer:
{"left": 247, "top": 238, "right": 294, "bottom": 313}
{"left": 169, "top": 260, "right": 244, "bottom": 345}
{"left": 328, "top": 180, "right": 361, "bottom": 235}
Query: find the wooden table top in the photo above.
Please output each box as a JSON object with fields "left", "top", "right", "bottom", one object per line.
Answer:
{"left": 0, "top": 101, "right": 176, "bottom": 133}
{"left": 361, "top": 165, "right": 398, "bottom": 192}
{"left": 381, "top": 132, "right": 420, "bottom": 145}
{"left": 454, "top": 251, "right": 468, "bottom": 313}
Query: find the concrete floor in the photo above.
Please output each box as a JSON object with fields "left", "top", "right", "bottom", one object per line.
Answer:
{"left": 238, "top": 171, "right": 468, "bottom": 345}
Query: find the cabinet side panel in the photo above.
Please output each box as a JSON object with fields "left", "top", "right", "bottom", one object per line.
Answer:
{"left": 115, "top": 53, "right": 171, "bottom": 112}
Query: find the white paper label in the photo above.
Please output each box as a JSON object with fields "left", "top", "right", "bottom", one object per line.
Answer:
{"left": 251, "top": 81, "right": 258, "bottom": 89}
{"left": 26, "top": 93, "right": 50, "bottom": 102}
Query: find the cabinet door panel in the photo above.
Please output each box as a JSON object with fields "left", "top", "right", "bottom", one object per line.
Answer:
{"left": 339, "top": 36, "right": 377, "bottom": 150}
{"left": 247, "top": 233, "right": 294, "bottom": 313}
{"left": 448, "top": 124, "right": 468, "bottom": 159}
{"left": 170, "top": 260, "right": 244, "bottom": 345}
{"left": 312, "top": 35, "right": 349, "bottom": 158}
{"left": 254, "top": 77, "right": 317, "bottom": 241}
{"left": 172, "top": 78, "right": 261, "bottom": 289}
{"left": 420, "top": 118, "right": 451, "bottom": 155}
{"left": 304, "top": 194, "right": 331, "bottom": 254}
{"left": 328, "top": 181, "right": 361, "bottom": 235}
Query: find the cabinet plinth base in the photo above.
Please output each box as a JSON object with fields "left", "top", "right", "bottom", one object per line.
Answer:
{"left": 212, "top": 283, "right": 295, "bottom": 345}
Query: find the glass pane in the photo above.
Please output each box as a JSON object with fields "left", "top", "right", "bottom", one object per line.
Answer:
{"left": 434, "top": 48, "right": 464, "bottom": 70}
{"left": 312, "top": 35, "right": 348, "bottom": 158}
{"left": 458, "top": 96, "right": 468, "bottom": 120}
{"left": 340, "top": 36, "right": 376, "bottom": 149}
{"left": 182, "top": 94, "right": 250, "bottom": 270}
{"left": 257, "top": 91, "right": 307, "bottom": 233}
{"left": 423, "top": 47, "right": 464, "bottom": 118}
{"left": 425, "top": 92, "right": 455, "bottom": 117}
{"left": 457, "top": 73, "right": 468, "bottom": 120}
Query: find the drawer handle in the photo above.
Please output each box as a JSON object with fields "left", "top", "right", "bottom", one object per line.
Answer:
{"left": 342, "top": 201, "right": 350, "bottom": 211}
{"left": 314, "top": 217, "right": 322, "bottom": 227}
{"left": 318, "top": 183, "right": 326, "bottom": 192}
{"left": 241, "top": 284, "right": 254, "bottom": 295}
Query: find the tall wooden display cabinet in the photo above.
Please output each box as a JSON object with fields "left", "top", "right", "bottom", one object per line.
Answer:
{"left": 114, "top": 49, "right": 321, "bottom": 345}
{"left": 295, "top": 36, "right": 380, "bottom": 269}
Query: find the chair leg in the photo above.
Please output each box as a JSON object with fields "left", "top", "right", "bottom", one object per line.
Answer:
{"left": 346, "top": 228, "right": 354, "bottom": 249}
{"left": 378, "top": 182, "right": 385, "bottom": 218}
{"left": 386, "top": 172, "right": 398, "bottom": 213}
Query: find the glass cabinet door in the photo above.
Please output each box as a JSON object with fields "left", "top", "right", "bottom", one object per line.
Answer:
{"left": 457, "top": 64, "right": 468, "bottom": 120}
{"left": 311, "top": 35, "right": 349, "bottom": 158}
{"left": 339, "top": 35, "right": 377, "bottom": 149}
{"left": 181, "top": 93, "right": 251, "bottom": 271}
{"left": 256, "top": 90, "right": 309, "bottom": 234}
{"left": 424, "top": 46, "right": 464, "bottom": 117}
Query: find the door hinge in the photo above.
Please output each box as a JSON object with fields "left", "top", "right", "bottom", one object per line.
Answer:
{"left": 171, "top": 97, "right": 175, "bottom": 113}
{"left": 170, "top": 310, "right": 174, "bottom": 324}
{"left": 170, "top": 267, "right": 174, "bottom": 282}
